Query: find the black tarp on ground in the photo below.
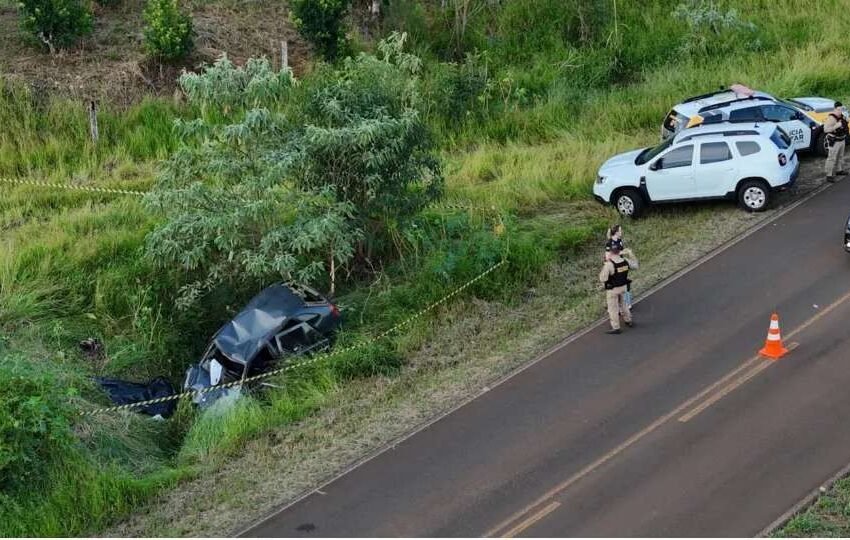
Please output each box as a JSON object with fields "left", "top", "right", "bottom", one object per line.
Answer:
{"left": 94, "top": 376, "right": 177, "bottom": 418}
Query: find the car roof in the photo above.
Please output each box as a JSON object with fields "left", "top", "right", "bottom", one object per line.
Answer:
{"left": 674, "top": 121, "right": 775, "bottom": 143}
{"left": 212, "top": 283, "right": 311, "bottom": 366}
{"left": 674, "top": 90, "right": 775, "bottom": 116}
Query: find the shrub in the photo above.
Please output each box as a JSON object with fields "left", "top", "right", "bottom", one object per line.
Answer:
{"left": 674, "top": 0, "right": 759, "bottom": 57}
{"left": 0, "top": 355, "right": 79, "bottom": 493}
{"left": 17, "top": 0, "right": 93, "bottom": 51}
{"left": 289, "top": 0, "right": 351, "bottom": 61}
{"left": 143, "top": 0, "right": 193, "bottom": 62}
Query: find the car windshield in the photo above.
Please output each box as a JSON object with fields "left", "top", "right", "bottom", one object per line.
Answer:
{"left": 781, "top": 98, "right": 812, "bottom": 112}
{"left": 635, "top": 137, "right": 675, "bottom": 165}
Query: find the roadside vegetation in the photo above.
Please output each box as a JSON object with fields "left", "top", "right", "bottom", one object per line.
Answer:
{"left": 2, "top": 0, "right": 850, "bottom": 535}
{"left": 777, "top": 478, "right": 850, "bottom": 537}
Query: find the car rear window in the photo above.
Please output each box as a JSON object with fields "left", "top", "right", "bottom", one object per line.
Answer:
{"left": 663, "top": 110, "right": 689, "bottom": 133}
{"left": 735, "top": 141, "right": 761, "bottom": 156}
{"left": 770, "top": 128, "right": 791, "bottom": 149}
{"left": 700, "top": 142, "right": 732, "bottom": 164}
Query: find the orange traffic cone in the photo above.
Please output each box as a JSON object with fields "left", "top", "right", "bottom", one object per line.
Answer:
{"left": 759, "top": 312, "right": 789, "bottom": 359}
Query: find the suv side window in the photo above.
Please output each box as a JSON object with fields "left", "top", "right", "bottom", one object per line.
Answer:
{"left": 729, "top": 106, "right": 764, "bottom": 122}
{"left": 762, "top": 104, "right": 797, "bottom": 122}
{"left": 658, "top": 145, "right": 693, "bottom": 169}
{"left": 735, "top": 141, "right": 761, "bottom": 156}
{"left": 700, "top": 142, "right": 732, "bottom": 164}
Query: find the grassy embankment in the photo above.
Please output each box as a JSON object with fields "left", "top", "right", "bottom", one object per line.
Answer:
{"left": 3, "top": 0, "right": 850, "bottom": 535}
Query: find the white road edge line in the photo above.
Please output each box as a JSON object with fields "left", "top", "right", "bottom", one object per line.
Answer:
{"left": 756, "top": 459, "right": 850, "bottom": 537}
{"left": 234, "top": 181, "right": 833, "bottom": 537}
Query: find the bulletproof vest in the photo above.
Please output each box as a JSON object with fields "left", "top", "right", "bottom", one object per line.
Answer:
{"left": 605, "top": 258, "right": 630, "bottom": 290}
{"left": 829, "top": 113, "right": 848, "bottom": 139}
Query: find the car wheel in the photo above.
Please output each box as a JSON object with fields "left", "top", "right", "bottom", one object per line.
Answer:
{"left": 613, "top": 188, "right": 645, "bottom": 218}
{"left": 737, "top": 180, "right": 770, "bottom": 212}
{"left": 817, "top": 132, "right": 828, "bottom": 157}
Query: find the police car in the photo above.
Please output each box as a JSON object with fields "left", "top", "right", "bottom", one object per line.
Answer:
{"left": 594, "top": 122, "right": 799, "bottom": 218}
{"left": 661, "top": 86, "right": 776, "bottom": 139}
{"left": 661, "top": 85, "right": 835, "bottom": 155}
{"left": 696, "top": 99, "right": 824, "bottom": 155}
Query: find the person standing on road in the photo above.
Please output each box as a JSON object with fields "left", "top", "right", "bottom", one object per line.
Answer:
{"left": 605, "top": 224, "right": 636, "bottom": 311}
{"left": 599, "top": 242, "right": 634, "bottom": 335}
{"left": 824, "top": 101, "right": 848, "bottom": 183}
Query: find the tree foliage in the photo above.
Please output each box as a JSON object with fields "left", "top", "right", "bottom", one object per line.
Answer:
{"left": 143, "top": 0, "right": 193, "bottom": 62}
{"left": 294, "top": 33, "right": 441, "bottom": 233}
{"left": 289, "top": 0, "right": 351, "bottom": 61}
{"left": 145, "top": 34, "right": 442, "bottom": 304}
{"left": 17, "top": 0, "right": 93, "bottom": 51}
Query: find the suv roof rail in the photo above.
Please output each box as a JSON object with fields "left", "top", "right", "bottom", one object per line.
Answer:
{"left": 681, "top": 87, "right": 729, "bottom": 104}
{"left": 678, "top": 129, "right": 760, "bottom": 142}
{"left": 698, "top": 96, "right": 773, "bottom": 113}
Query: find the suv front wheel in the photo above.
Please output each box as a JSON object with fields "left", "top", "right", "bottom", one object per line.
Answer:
{"left": 613, "top": 188, "right": 645, "bottom": 218}
{"left": 737, "top": 179, "right": 770, "bottom": 212}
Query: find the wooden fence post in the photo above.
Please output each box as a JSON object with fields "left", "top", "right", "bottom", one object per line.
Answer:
{"left": 88, "top": 100, "right": 99, "bottom": 143}
{"left": 281, "top": 40, "right": 288, "bottom": 70}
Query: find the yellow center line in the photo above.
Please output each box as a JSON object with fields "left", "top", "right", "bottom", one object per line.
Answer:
{"left": 484, "top": 354, "right": 762, "bottom": 537}
{"left": 501, "top": 501, "right": 561, "bottom": 538}
{"left": 678, "top": 342, "right": 799, "bottom": 423}
{"left": 485, "top": 289, "right": 850, "bottom": 538}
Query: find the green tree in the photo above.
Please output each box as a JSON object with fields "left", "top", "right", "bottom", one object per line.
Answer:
{"left": 17, "top": 0, "right": 93, "bottom": 51}
{"left": 289, "top": 0, "right": 351, "bottom": 61}
{"left": 143, "top": 0, "right": 193, "bottom": 62}
{"left": 145, "top": 35, "right": 443, "bottom": 303}
{"left": 294, "top": 33, "right": 443, "bottom": 251}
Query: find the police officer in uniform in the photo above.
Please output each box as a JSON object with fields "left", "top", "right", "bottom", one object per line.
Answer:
{"left": 824, "top": 101, "right": 849, "bottom": 182}
{"left": 599, "top": 242, "right": 633, "bottom": 334}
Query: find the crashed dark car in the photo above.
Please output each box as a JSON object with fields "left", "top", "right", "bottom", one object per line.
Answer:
{"left": 184, "top": 282, "right": 340, "bottom": 408}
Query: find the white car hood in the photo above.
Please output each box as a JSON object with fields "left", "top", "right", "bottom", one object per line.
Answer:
{"left": 599, "top": 149, "right": 646, "bottom": 176}
{"left": 792, "top": 96, "right": 835, "bottom": 111}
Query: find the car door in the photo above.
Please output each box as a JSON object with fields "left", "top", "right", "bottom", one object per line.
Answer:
{"left": 761, "top": 104, "right": 811, "bottom": 151}
{"left": 645, "top": 144, "right": 695, "bottom": 201}
{"left": 694, "top": 141, "right": 735, "bottom": 197}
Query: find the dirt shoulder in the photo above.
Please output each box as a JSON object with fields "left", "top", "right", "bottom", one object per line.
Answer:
{"left": 103, "top": 158, "right": 828, "bottom": 537}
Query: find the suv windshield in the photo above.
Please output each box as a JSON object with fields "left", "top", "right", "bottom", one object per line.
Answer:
{"left": 635, "top": 137, "right": 675, "bottom": 165}
{"left": 770, "top": 128, "right": 791, "bottom": 149}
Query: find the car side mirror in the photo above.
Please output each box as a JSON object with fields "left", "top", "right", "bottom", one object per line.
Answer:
{"left": 649, "top": 160, "right": 661, "bottom": 171}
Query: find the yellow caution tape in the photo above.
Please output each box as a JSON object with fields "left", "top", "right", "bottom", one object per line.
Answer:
{"left": 0, "top": 177, "right": 147, "bottom": 197}
{"left": 81, "top": 259, "right": 507, "bottom": 416}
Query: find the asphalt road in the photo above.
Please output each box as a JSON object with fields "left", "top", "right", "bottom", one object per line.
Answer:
{"left": 244, "top": 179, "right": 850, "bottom": 537}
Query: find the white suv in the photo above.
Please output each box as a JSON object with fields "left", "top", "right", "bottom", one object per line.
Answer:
{"left": 593, "top": 123, "right": 799, "bottom": 218}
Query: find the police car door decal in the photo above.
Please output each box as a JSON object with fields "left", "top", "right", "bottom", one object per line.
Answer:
{"left": 773, "top": 105, "right": 810, "bottom": 150}
{"left": 786, "top": 124, "right": 808, "bottom": 148}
